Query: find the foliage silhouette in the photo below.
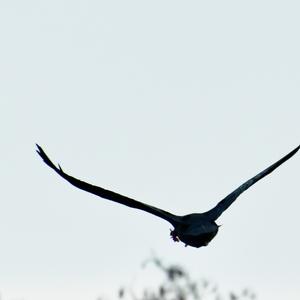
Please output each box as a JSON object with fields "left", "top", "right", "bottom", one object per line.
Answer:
{"left": 116, "top": 256, "right": 256, "bottom": 300}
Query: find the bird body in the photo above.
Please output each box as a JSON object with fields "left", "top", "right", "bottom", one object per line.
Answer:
{"left": 36, "top": 144, "right": 299, "bottom": 248}
{"left": 171, "top": 214, "right": 219, "bottom": 247}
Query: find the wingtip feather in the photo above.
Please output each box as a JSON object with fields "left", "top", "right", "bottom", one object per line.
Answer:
{"left": 289, "top": 144, "right": 300, "bottom": 158}
{"left": 36, "top": 144, "right": 61, "bottom": 172}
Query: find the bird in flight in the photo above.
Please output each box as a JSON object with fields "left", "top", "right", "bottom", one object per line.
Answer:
{"left": 36, "top": 144, "right": 299, "bottom": 248}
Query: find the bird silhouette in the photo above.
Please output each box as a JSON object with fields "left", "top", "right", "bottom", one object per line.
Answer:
{"left": 36, "top": 144, "right": 299, "bottom": 248}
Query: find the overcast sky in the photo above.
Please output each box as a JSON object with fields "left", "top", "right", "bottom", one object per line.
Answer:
{"left": 1, "top": 1, "right": 300, "bottom": 300}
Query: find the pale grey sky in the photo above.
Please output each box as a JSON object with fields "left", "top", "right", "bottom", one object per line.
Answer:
{"left": 1, "top": 1, "right": 300, "bottom": 300}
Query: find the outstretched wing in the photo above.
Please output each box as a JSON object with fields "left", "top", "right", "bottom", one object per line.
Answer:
{"left": 36, "top": 144, "right": 179, "bottom": 226}
{"left": 204, "top": 145, "right": 299, "bottom": 221}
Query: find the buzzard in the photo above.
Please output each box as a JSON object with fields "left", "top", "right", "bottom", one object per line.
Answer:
{"left": 36, "top": 144, "right": 299, "bottom": 248}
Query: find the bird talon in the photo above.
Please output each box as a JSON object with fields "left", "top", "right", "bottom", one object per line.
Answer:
{"left": 170, "top": 229, "right": 180, "bottom": 242}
